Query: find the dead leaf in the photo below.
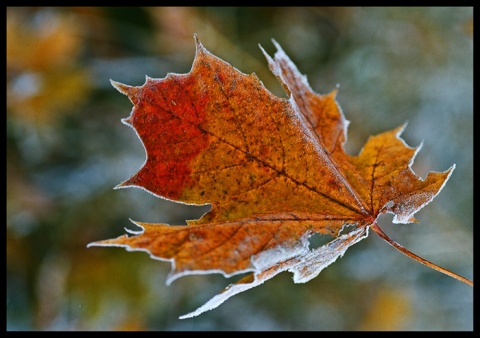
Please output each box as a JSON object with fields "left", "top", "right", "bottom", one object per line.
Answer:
{"left": 89, "top": 35, "right": 471, "bottom": 318}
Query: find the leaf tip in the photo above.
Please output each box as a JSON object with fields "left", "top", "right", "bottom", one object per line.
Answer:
{"left": 328, "top": 88, "right": 339, "bottom": 98}
{"left": 124, "top": 221, "right": 144, "bottom": 235}
{"left": 114, "top": 181, "right": 127, "bottom": 190}
{"left": 194, "top": 33, "right": 206, "bottom": 55}
{"left": 120, "top": 115, "right": 133, "bottom": 127}
{"left": 110, "top": 79, "right": 129, "bottom": 94}
{"left": 396, "top": 121, "right": 409, "bottom": 137}
{"left": 110, "top": 79, "right": 139, "bottom": 101}
{"left": 258, "top": 43, "right": 271, "bottom": 62}
{"left": 114, "top": 176, "right": 138, "bottom": 190}
{"left": 271, "top": 38, "right": 283, "bottom": 53}
{"left": 86, "top": 235, "right": 129, "bottom": 248}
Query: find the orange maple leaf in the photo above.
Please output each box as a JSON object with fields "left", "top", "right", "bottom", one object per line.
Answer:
{"left": 89, "top": 35, "right": 472, "bottom": 318}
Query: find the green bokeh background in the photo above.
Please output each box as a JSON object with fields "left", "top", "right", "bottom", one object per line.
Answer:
{"left": 7, "top": 7, "right": 473, "bottom": 331}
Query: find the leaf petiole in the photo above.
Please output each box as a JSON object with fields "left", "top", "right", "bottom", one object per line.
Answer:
{"left": 370, "top": 222, "right": 473, "bottom": 287}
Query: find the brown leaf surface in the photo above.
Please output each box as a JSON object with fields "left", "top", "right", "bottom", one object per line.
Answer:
{"left": 89, "top": 35, "right": 455, "bottom": 318}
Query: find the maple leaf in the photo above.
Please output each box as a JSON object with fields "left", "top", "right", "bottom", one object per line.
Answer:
{"left": 88, "top": 35, "right": 472, "bottom": 318}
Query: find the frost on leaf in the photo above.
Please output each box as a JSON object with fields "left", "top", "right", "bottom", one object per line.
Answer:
{"left": 180, "top": 226, "right": 368, "bottom": 319}
{"left": 88, "top": 35, "right": 465, "bottom": 318}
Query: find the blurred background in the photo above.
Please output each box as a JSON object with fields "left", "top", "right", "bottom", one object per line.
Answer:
{"left": 7, "top": 7, "right": 473, "bottom": 331}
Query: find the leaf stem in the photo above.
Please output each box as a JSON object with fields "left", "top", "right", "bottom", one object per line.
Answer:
{"left": 370, "top": 222, "right": 473, "bottom": 287}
